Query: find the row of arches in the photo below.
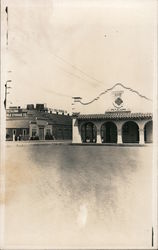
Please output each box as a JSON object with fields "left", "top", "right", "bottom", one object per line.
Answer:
{"left": 81, "top": 121, "right": 152, "bottom": 143}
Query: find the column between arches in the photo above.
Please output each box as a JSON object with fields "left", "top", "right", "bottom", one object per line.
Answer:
{"left": 139, "top": 128, "right": 144, "bottom": 144}
{"left": 137, "top": 120, "right": 147, "bottom": 145}
{"left": 115, "top": 121, "right": 124, "bottom": 144}
{"left": 95, "top": 121, "right": 102, "bottom": 144}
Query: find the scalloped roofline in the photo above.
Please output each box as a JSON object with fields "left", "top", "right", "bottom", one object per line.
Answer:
{"left": 76, "top": 83, "right": 152, "bottom": 105}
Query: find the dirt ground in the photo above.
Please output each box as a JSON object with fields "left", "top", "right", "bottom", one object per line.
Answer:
{"left": 2, "top": 144, "right": 153, "bottom": 249}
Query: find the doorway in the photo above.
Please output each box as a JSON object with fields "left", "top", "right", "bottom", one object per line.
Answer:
{"left": 122, "top": 121, "right": 139, "bottom": 143}
{"left": 39, "top": 127, "right": 44, "bottom": 140}
{"left": 101, "top": 122, "right": 117, "bottom": 143}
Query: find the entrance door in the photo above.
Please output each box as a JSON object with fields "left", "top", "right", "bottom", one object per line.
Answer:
{"left": 81, "top": 122, "right": 97, "bottom": 143}
{"left": 101, "top": 122, "right": 117, "bottom": 143}
{"left": 122, "top": 121, "right": 139, "bottom": 143}
{"left": 39, "top": 128, "right": 44, "bottom": 140}
{"left": 106, "top": 123, "right": 111, "bottom": 142}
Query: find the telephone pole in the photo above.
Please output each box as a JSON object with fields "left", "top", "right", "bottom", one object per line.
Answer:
{"left": 4, "top": 80, "right": 12, "bottom": 109}
{"left": 4, "top": 6, "right": 12, "bottom": 110}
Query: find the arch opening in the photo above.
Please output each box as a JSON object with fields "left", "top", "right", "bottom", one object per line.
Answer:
{"left": 101, "top": 122, "right": 117, "bottom": 143}
{"left": 144, "top": 121, "right": 153, "bottom": 143}
{"left": 81, "top": 122, "right": 97, "bottom": 143}
{"left": 122, "top": 121, "right": 139, "bottom": 143}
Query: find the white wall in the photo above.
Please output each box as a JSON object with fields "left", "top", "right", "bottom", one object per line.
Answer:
{"left": 73, "top": 84, "right": 153, "bottom": 114}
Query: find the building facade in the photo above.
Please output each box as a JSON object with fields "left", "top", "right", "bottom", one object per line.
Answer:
{"left": 72, "top": 83, "right": 153, "bottom": 144}
{"left": 6, "top": 104, "right": 72, "bottom": 141}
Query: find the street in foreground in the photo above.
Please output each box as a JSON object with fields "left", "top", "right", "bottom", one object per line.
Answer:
{"left": 3, "top": 144, "right": 153, "bottom": 248}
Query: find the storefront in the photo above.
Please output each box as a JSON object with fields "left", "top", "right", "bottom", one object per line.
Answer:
{"left": 6, "top": 104, "right": 72, "bottom": 141}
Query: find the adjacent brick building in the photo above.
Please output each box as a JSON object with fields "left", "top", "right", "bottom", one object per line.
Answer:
{"left": 6, "top": 104, "right": 72, "bottom": 141}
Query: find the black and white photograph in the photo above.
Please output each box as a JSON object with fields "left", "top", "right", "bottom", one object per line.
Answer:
{"left": 0, "top": 0, "right": 157, "bottom": 249}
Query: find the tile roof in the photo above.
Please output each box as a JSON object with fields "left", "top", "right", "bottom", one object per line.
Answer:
{"left": 77, "top": 112, "right": 152, "bottom": 120}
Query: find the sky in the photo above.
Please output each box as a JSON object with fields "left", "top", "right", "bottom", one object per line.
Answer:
{"left": 3, "top": 0, "right": 157, "bottom": 113}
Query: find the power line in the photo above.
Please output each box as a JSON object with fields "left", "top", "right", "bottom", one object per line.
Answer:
{"left": 43, "top": 61, "right": 103, "bottom": 99}
{"left": 56, "top": 64, "right": 102, "bottom": 86}
{"left": 50, "top": 51, "right": 104, "bottom": 86}
{"left": 43, "top": 88, "right": 72, "bottom": 98}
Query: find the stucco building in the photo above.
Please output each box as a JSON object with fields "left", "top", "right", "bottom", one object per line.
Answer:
{"left": 6, "top": 104, "right": 72, "bottom": 141}
{"left": 72, "top": 83, "right": 153, "bottom": 144}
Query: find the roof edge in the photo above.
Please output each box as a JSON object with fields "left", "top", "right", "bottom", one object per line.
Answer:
{"left": 77, "top": 83, "right": 152, "bottom": 106}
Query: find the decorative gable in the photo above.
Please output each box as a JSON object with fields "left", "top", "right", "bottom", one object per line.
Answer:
{"left": 72, "top": 83, "right": 152, "bottom": 115}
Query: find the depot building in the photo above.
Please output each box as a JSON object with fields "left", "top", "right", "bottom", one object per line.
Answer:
{"left": 72, "top": 83, "right": 153, "bottom": 144}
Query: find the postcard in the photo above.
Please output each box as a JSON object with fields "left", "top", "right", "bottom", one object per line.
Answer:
{"left": 0, "top": 0, "right": 157, "bottom": 249}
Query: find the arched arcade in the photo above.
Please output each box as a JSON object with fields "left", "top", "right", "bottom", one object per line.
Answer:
{"left": 73, "top": 113, "right": 153, "bottom": 144}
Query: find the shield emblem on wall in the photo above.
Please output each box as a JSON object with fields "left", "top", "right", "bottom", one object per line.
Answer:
{"left": 115, "top": 97, "right": 123, "bottom": 106}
